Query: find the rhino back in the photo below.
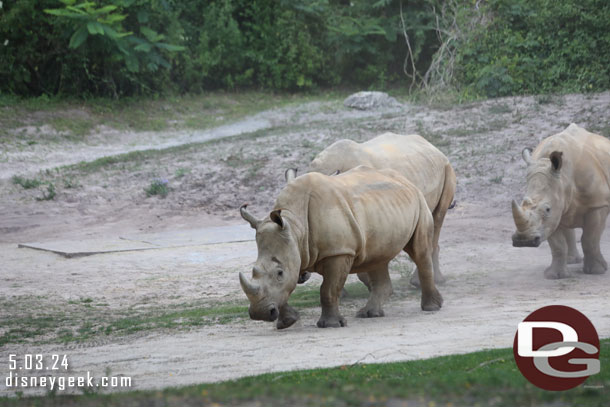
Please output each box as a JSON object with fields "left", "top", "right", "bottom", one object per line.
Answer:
{"left": 308, "top": 132, "right": 448, "bottom": 210}
{"left": 278, "top": 167, "right": 424, "bottom": 269}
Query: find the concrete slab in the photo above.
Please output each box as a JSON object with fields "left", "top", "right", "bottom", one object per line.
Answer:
{"left": 120, "top": 224, "right": 254, "bottom": 247}
{"left": 18, "top": 239, "right": 158, "bottom": 258}
{"left": 18, "top": 224, "right": 254, "bottom": 258}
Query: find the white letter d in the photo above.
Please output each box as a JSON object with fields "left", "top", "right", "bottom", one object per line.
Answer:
{"left": 518, "top": 321, "right": 577, "bottom": 357}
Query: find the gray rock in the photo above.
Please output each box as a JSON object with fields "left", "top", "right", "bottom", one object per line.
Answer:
{"left": 343, "top": 91, "right": 401, "bottom": 110}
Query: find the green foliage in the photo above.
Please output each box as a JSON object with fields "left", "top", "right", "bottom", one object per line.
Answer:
{"left": 144, "top": 178, "right": 168, "bottom": 197}
{"left": 11, "top": 175, "right": 43, "bottom": 189}
{"left": 37, "top": 183, "right": 57, "bottom": 201}
{"left": 1, "top": 0, "right": 609, "bottom": 97}
{"left": 456, "top": 0, "right": 610, "bottom": 97}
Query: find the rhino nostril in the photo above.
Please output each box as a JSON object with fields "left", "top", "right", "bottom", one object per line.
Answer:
{"left": 269, "top": 307, "right": 279, "bottom": 321}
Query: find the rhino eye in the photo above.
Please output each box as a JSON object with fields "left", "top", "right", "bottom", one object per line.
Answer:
{"left": 277, "top": 270, "right": 284, "bottom": 278}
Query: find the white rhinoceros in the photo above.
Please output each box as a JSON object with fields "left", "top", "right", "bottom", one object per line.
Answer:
{"left": 240, "top": 166, "right": 443, "bottom": 329}
{"left": 512, "top": 123, "right": 610, "bottom": 279}
{"left": 287, "top": 132, "right": 456, "bottom": 287}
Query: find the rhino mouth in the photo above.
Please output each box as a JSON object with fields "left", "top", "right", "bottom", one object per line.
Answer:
{"left": 512, "top": 234, "right": 542, "bottom": 248}
{"left": 248, "top": 303, "right": 279, "bottom": 322}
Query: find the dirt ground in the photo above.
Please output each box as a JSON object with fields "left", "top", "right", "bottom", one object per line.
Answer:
{"left": 1, "top": 91, "right": 609, "bottom": 396}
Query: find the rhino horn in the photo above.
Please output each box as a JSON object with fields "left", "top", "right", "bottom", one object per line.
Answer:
{"left": 284, "top": 168, "right": 297, "bottom": 182}
{"left": 239, "top": 272, "right": 260, "bottom": 296}
{"left": 240, "top": 204, "right": 261, "bottom": 229}
{"left": 512, "top": 200, "right": 529, "bottom": 231}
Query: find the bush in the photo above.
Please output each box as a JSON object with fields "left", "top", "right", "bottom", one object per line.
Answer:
{"left": 456, "top": 0, "right": 610, "bottom": 97}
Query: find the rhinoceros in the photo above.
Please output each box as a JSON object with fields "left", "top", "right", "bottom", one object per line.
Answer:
{"left": 286, "top": 132, "right": 456, "bottom": 287}
{"left": 240, "top": 166, "right": 443, "bottom": 329}
{"left": 512, "top": 123, "right": 610, "bottom": 279}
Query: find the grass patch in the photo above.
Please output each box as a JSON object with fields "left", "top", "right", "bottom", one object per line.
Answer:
{"left": 0, "top": 91, "right": 349, "bottom": 143}
{"left": 488, "top": 103, "right": 512, "bottom": 114}
{"left": 11, "top": 175, "right": 43, "bottom": 189}
{"left": 2, "top": 340, "right": 607, "bottom": 406}
{"left": 0, "top": 282, "right": 368, "bottom": 346}
{"left": 144, "top": 179, "right": 169, "bottom": 198}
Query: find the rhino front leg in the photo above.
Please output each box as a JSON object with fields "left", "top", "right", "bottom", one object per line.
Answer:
{"left": 564, "top": 228, "right": 583, "bottom": 264}
{"left": 582, "top": 208, "right": 608, "bottom": 275}
{"left": 316, "top": 256, "right": 351, "bottom": 328}
{"left": 356, "top": 262, "right": 392, "bottom": 318}
{"left": 544, "top": 228, "right": 571, "bottom": 279}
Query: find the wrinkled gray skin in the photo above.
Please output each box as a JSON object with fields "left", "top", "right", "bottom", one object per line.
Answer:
{"left": 512, "top": 124, "right": 610, "bottom": 279}
{"left": 241, "top": 167, "right": 443, "bottom": 329}
{"left": 286, "top": 133, "right": 456, "bottom": 289}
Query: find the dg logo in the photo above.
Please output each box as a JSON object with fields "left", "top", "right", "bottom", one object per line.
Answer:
{"left": 513, "top": 305, "right": 600, "bottom": 391}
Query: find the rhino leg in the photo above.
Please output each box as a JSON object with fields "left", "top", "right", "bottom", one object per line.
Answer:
{"left": 356, "top": 263, "right": 392, "bottom": 318}
{"left": 356, "top": 272, "right": 372, "bottom": 291}
{"left": 544, "top": 228, "right": 571, "bottom": 279}
{"left": 410, "top": 164, "right": 455, "bottom": 288}
{"left": 276, "top": 304, "right": 300, "bottom": 330}
{"left": 582, "top": 208, "right": 608, "bottom": 275}
{"left": 405, "top": 209, "right": 443, "bottom": 311}
{"left": 316, "top": 256, "right": 351, "bottom": 328}
{"left": 564, "top": 228, "right": 583, "bottom": 264}
{"left": 409, "top": 245, "right": 444, "bottom": 287}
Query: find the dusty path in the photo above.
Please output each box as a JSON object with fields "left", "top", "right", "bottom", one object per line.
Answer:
{"left": 1, "top": 92, "right": 609, "bottom": 396}
{"left": 1, "top": 204, "right": 609, "bottom": 396}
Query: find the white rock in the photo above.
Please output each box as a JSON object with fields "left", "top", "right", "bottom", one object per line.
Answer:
{"left": 343, "top": 91, "right": 401, "bottom": 110}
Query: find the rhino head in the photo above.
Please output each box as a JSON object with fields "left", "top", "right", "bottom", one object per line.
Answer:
{"left": 512, "top": 148, "right": 565, "bottom": 247}
{"left": 239, "top": 204, "right": 301, "bottom": 324}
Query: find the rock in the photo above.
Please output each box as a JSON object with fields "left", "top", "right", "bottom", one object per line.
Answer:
{"left": 343, "top": 91, "right": 401, "bottom": 110}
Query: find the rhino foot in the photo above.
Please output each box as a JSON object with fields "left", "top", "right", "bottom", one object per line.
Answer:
{"left": 544, "top": 265, "right": 571, "bottom": 279}
{"left": 316, "top": 315, "right": 347, "bottom": 328}
{"left": 421, "top": 288, "right": 443, "bottom": 311}
{"left": 583, "top": 256, "right": 608, "bottom": 275}
{"left": 356, "top": 307, "right": 384, "bottom": 318}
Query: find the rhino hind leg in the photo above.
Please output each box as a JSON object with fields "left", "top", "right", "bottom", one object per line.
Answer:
{"left": 316, "top": 256, "right": 351, "bottom": 328}
{"left": 405, "top": 206, "right": 443, "bottom": 311}
{"left": 356, "top": 263, "right": 392, "bottom": 318}
{"left": 582, "top": 208, "right": 608, "bottom": 275}
{"left": 410, "top": 164, "right": 455, "bottom": 288}
{"left": 409, "top": 246, "right": 445, "bottom": 287}
{"left": 544, "top": 229, "right": 572, "bottom": 279}
{"left": 564, "top": 228, "right": 583, "bottom": 264}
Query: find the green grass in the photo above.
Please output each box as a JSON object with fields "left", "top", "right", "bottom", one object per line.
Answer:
{"left": 0, "top": 91, "right": 349, "bottom": 142}
{"left": 11, "top": 175, "right": 43, "bottom": 189}
{"left": 0, "top": 282, "right": 369, "bottom": 347}
{"left": 1, "top": 340, "right": 607, "bottom": 406}
{"left": 144, "top": 179, "right": 169, "bottom": 198}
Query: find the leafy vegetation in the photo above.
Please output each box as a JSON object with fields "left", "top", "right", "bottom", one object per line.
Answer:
{"left": 144, "top": 178, "right": 169, "bottom": 197}
{"left": 1, "top": 1, "right": 609, "bottom": 97}
{"left": 1, "top": 340, "right": 607, "bottom": 406}
{"left": 456, "top": 0, "right": 610, "bottom": 97}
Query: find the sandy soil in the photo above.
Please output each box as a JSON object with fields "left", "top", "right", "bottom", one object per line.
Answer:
{"left": 0, "top": 92, "right": 609, "bottom": 396}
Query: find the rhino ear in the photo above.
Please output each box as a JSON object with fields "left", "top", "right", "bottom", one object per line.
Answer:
{"left": 284, "top": 168, "right": 297, "bottom": 183}
{"left": 270, "top": 209, "right": 285, "bottom": 229}
{"left": 550, "top": 151, "right": 563, "bottom": 172}
{"left": 522, "top": 148, "right": 532, "bottom": 165}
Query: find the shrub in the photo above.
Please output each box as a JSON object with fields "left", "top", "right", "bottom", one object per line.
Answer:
{"left": 456, "top": 0, "right": 610, "bottom": 97}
